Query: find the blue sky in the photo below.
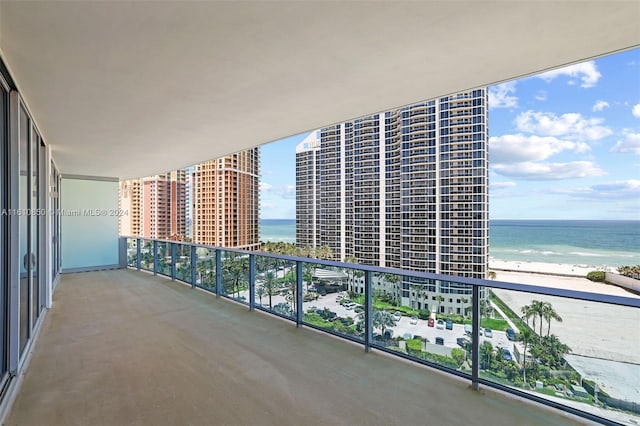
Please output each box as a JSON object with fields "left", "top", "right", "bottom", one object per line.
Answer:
{"left": 260, "top": 48, "right": 640, "bottom": 220}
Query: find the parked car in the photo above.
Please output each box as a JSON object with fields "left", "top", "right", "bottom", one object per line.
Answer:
{"left": 409, "top": 316, "right": 418, "bottom": 325}
{"left": 502, "top": 348, "right": 513, "bottom": 361}
{"left": 344, "top": 302, "right": 356, "bottom": 310}
{"left": 436, "top": 319, "right": 445, "bottom": 329}
{"left": 484, "top": 328, "right": 493, "bottom": 338}
{"left": 435, "top": 337, "right": 444, "bottom": 345}
{"left": 336, "top": 294, "right": 344, "bottom": 302}
{"left": 392, "top": 311, "right": 402, "bottom": 321}
{"left": 464, "top": 324, "right": 472, "bottom": 335}
{"left": 427, "top": 318, "right": 435, "bottom": 327}
{"left": 505, "top": 328, "right": 516, "bottom": 341}
{"left": 403, "top": 332, "right": 413, "bottom": 340}
{"left": 445, "top": 319, "right": 453, "bottom": 330}
{"left": 456, "top": 337, "right": 467, "bottom": 347}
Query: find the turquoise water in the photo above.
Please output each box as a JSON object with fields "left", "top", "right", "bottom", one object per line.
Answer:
{"left": 260, "top": 219, "right": 640, "bottom": 267}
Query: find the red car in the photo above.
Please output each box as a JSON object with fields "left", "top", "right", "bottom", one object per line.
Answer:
{"left": 427, "top": 318, "right": 435, "bottom": 327}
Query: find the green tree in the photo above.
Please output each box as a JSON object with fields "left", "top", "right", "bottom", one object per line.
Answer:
{"left": 262, "top": 271, "right": 278, "bottom": 309}
{"left": 256, "top": 285, "right": 266, "bottom": 306}
{"left": 520, "top": 327, "right": 534, "bottom": 385}
{"left": 372, "top": 310, "right": 397, "bottom": 337}
{"left": 542, "top": 302, "right": 562, "bottom": 336}
{"left": 451, "top": 348, "right": 466, "bottom": 368}
{"left": 479, "top": 341, "right": 494, "bottom": 369}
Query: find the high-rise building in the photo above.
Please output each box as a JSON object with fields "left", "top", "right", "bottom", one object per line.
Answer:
{"left": 192, "top": 149, "right": 260, "bottom": 249}
{"left": 144, "top": 170, "right": 187, "bottom": 240}
{"left": 119, "top": 170, "right": 187, "bottom": 241}
{"left": 119, "top": 179, "right": 142, "bottom": 237}
{"left": 296, "top": 89, "right": 488, "bottom": 313}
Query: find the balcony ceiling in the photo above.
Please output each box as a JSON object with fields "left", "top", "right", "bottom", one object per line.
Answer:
{"left": 1, "top": 1, "right": 638, "bottom": 179}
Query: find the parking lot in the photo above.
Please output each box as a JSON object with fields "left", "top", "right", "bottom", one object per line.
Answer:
{"left": 303, "top": 292, "right": 513, "bottom": 351}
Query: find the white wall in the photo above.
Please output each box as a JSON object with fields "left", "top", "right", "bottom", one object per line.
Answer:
{"left": 605, "top": 272, "right": 640, "bottom": 294}
{"left": 61, "top": 177, "right": 119, "bottom": 271}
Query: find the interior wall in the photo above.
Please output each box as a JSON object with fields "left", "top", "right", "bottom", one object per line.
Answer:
{"left": 60, "top": 177, "right": 119, "bottom": 271}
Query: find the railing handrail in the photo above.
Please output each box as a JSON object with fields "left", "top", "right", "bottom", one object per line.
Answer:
{"left": 121, "top": 236, "right": 640, "bottom": 309}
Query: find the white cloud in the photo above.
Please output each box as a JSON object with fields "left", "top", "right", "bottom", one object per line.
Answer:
{"left": 534, "top": 91, "right": 547, "bottom": 101}
{"left": 490, "top": 134, "right": 589, "bottom": 164}
{"left": 492, "top": 161, "right": 605, "bottom": 180}
{"left": 592, "top": 100, "right": 609, "bottom": 112}
{"left": 537, "top": 61, "right": 601, "bottom": 88}
{"left": 611, "top": 131, "right": 640, "bottom": 155}
{"left": 260, "top": 182, "right": 295, "bottom": 199}
{"left": 259, "top": 182, "right": 273, "bottom": 191}
{"left": 515, "top": 110, "right": 612, "bottom": 141}
{"left": 489, "top": 82, "right": 518, "bottom": 109}
{"left": 490, "top": 181, "right": 516, "bottom": 190}
{"left": 551, "top": 180, "right": 640, "bottom": 199}
{"left": 632, "top": 103, "right": 640, "bottom": 118}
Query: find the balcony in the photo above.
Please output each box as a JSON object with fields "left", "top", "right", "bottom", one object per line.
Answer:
{"left": 4, "top": 266, "right": 614, "bottom": 425}
{"left": 10, "top": 237, "right": 638, "bottom": 424}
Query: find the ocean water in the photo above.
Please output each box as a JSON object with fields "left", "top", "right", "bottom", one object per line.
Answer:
{"left": 260, "top": 219, "right": 640, "bottom": 267}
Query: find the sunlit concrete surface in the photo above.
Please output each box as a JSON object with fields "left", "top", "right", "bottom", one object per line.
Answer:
{"left": 6, "top": 269, "right": 591, "bottom": 426}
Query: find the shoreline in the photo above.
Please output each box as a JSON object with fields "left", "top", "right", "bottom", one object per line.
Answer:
{"left": 489, "top": 259, "right": 639, "bottom": 298}
{"left": 489, "top": 258, "right": 615, "bottom": 278}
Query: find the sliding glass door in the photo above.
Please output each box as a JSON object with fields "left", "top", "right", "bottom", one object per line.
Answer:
{"left": 17, "top": 101, "right": 44, "bottom": 357}
{"left": 0, "top": 71, "right": 9, "bottom": 387}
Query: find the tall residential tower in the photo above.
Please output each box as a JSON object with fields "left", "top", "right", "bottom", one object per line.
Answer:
{"left": 192, "top": 149, "right": 260, "bottom": 250}
{"left": 296, "top": 89, "right": 488, "bottom": 314}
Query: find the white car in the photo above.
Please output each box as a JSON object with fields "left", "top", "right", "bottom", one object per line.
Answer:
{"left": 436, "top": 319, "right": 445, "bottom": 329}
{"left": 344, "top": 302, "right": 356, "bottom": 310}
{"left": 409, "top": 316, "right": 418, "bottom": 325}
{"left": 392, "top": 311, "right": 402, "bottom": 321}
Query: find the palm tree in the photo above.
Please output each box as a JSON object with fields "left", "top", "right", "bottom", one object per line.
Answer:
{"left": 256, "top": 286, "right": 266, "bottom": 306}
{"left": 542, "top": 302, "right": 562, "bottom": 336}
{"left": 263, "top": 271, "right": 278, "bottom": 309}
{"left": 520, "top": 327, "right": 534, "bottom": 386}
{"left": 530, "top": 300, "right": 546, "bottom": 337}
{"left": 372, "top": 310, "right": 396, "bottom": 337}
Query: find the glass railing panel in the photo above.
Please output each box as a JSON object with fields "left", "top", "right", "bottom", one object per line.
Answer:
{"left": 157, "top": 241, "right": 171, "bottom": 277}
{"left": 482, "top": 287, "right": 640, "bottom": 425}
{"left": 370, "top": 274, "right": 471, "bottom": 373}
{"left": 139, "top": 239, "right": 154, "bottom": 272}
{"left": 300, "top": 261, "right": 363, "bottom": 341}
{"left": 175, "top": 244, "right": 192, "bottom": 283}
{"left": 126, "top": 238, "right": 137, "bottom": 267}
{"left": 254, "top": 254, "right": 296, "bottom": 319}
{"left": 220, "top": 250, "right": 249, "bottom": 304}
{"left": 194, "top": 248, "right": 216, "bottom": 292}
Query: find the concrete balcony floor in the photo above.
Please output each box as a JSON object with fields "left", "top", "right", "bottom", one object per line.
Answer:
{"left": 7, "top": 269, "right": 589, "bottom": 426}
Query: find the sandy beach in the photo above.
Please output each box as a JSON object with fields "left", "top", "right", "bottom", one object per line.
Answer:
{"left": 489, "top": 259, "right": 637, "bottom": 297}
{"left": 488, "top": 259, "right": 639, "bottom": 402}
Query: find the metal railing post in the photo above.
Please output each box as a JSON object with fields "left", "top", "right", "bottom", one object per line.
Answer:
{"left": 364, "top": 270, "right": 373, "bottom": 352}
{"left": 472, "top": 285, "right": 480, "bottom": 390}
{"left": 153, "top": 240, "right": 158, "bottom": 276}
{"left": 171, "top": 243, "right": 177, "bottom": 280}
{"left": 136, "top": 238, "right": 141, "bottom": 270}
{"left": 296, "top": 261, "right": 303, "bottom": 327}
{"left": 249, "top": 254, "right": 256, "bottom": 311}
{"left": 215, "top": 250, "right": 222, "bottom": 297}
{"left": 190, "top": 245, "right": 197, "bottom": 288}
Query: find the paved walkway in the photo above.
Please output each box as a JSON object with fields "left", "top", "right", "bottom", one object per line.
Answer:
{"left": 7, "top": 269, "right": 589, "bottom": 426}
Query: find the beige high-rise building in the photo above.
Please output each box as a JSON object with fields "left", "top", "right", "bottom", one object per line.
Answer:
{"left": 119, "top": 170, "right": 187, "bottom": 241}
{"left": 119, "top": 179, "right": 141, "bottom": 237}
{"left": 192, "top": 149, "right": 260, "bottom": 249}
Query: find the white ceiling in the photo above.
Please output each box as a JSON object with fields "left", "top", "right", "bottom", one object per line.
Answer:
{"left": 1, "top": 1, "right": 638, "bottom": 179}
